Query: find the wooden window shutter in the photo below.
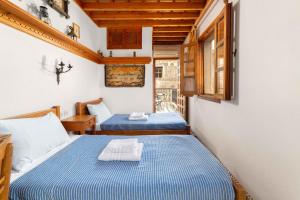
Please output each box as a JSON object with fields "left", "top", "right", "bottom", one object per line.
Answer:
{"left": 180, "top": 42, "right": 199, "bottom": 96}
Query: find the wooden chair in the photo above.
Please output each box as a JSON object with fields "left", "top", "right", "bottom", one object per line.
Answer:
{"left": 0, "top": 135, "right": 12, "bottom": 200}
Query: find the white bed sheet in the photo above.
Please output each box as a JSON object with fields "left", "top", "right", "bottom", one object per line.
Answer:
{"left": 10, "top": 134, "right": 82, "bottom": 183}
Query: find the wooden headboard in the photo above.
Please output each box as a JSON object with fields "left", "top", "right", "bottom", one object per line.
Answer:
{"left": 5, "top": 106, "right": 61, "bottom": 120}
{"left": 76, "top": 98, "right": 103, "bottom": 116}
{"left": 0, "top": 135, "right": 12, "bottom": 200}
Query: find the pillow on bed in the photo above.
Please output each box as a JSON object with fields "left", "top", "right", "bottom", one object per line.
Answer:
{"left": 0, "top": 112, "right": 70, "bottom": 172}
{"left": 87, "top": 102, "right": 112, "bottom": 124}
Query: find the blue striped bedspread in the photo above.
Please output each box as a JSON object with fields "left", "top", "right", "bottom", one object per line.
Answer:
{"left": 10, "top": 135, "right": 234, "bottom": 200}
{"left": 99, "top": 112, "right": 187, "bottom": 130}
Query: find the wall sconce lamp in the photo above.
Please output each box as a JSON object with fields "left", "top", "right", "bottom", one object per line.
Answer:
{"left": 56, "top": 61, "right": 73, "bottom": 85}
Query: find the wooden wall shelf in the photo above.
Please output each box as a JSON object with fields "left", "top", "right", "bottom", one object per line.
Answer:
{"left": 99, "top": 57, "right": 152, "bottom": 64}
{"left": 0, "top": 0, "right": 101, "bottom": 64}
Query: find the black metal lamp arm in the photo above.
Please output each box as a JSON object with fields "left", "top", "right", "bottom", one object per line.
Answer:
{"left": 55, "top": 62, "right": 73, "bottom": 85}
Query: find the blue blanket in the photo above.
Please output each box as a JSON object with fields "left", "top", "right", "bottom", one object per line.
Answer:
{"left": 100, "top": 112, "right": 187, "bottom": 130}
{"left": 10, "top": 135, "right": 234, "bottom": 200}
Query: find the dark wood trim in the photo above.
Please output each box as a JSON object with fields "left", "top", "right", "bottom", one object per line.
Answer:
{"left": 88, "top": 126, "right": 191, "bottom": 136}
{"left": 82, "top": 2, "right": 206, "bottom": 11}
{"left": 198, "top": 95, "right": 221, "bottom": 103}
{"left": 153, "top": 59, "right": 157, "bottom": 112}
{"left": 97, "top": 20, "right": 195, "bottom": 27}
{"left": 154, "top": 26, "right": 191, "bottom": 33}
{"left": 153, "top": 57, "right": 179, "bottom": 60}
{"left": 90, "top": 11, "right": 199, "bottom": 20}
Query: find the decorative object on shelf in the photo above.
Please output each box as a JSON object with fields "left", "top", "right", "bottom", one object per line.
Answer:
{"left": 72, "top": 23, "right": 80, "bottom": 38}
{"left": 55, "top": 61, "right": 73, "bottom": 85}
{"left": 105, "top": 65, "right": 145, "bottom": 87}
{"left": 38, "top": 6, "right": 51, "bottom": 25}
{"left": 109, "top": 51, "right": 113, "bottom": 57}
{"left": 66, "top": 23, "right": 80, "bottom": 41}
{"left": 97, "top": 50, "right": 103, "bottom": 57}
{"left": 133, "top": 51, "right": 136, "bottom": 57}
{"left": 47, "top": 0, "right": 69, "bottom": 19}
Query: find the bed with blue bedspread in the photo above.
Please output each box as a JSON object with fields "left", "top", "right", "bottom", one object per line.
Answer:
{"left": 10, "top": 135, "right": 234, "bottom": 200}
{"left": 100, "top": 112, "right": 187, "bottom": 130}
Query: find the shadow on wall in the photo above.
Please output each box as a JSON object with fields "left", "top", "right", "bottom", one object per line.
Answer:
{"left": 230, "top": 0, "right": 240, "bottom": 106}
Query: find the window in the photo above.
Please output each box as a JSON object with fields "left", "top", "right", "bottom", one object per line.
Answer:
{"left": 156, "top": 67, "right": 163, "bottom": 78}
{"left": 179, "top": 2, "right": 232, "bottom": 101}
{"left": 198, "top": 3, "right": 232, "bottom": 102}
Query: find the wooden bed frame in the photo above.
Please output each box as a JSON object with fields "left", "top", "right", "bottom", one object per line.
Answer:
{"left": 76, "top": 98, "right": 191, "bottom": 135}
{"left": 0, "top": 135, "right": 13, "bottom": 200}
{"left": 0, "top": 106, "right": 60, "bottom": 199}
{"left": 2, "top": 106, "right": 247, "bottom": 200}
{"left": 5, "top": 106, "right": 61, "bottom": 120}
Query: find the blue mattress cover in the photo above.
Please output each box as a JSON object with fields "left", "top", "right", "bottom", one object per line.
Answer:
{"left": 100, "top": 112, "right": 187, "bottom": 130}
{"left": 10, "top": 135, "right": 234, "bottom": 200}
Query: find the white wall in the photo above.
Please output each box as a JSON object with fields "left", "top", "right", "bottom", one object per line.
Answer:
{"left": 0, "top": 0, "right": 101, "bottom": 118}
{"left": 190, "top": 0, "right": 300, "bottom": 200}
{"left": 97, "top": 27, "right": 153, "bottom": 114}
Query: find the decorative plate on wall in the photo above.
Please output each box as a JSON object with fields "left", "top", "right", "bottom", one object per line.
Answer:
{"left": 105, "top": 65, "right": 145, "bottom": 87}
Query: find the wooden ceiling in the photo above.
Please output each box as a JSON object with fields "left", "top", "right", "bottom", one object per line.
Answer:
{"left": 75, "top": 0, "right": 207, "bottom": 45}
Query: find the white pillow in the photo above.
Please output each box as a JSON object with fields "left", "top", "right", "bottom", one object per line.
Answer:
{"left": 87, "top": 102, "right": 112, "bottom": 124}
{"left": 0, "top": 112, "right": 70, "bottom": 172}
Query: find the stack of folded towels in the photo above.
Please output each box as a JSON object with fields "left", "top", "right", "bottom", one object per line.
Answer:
{"left": 128, "top": 112, "right": 148, "bottom": 121}
{"left": 98, "top": 138, "right": 144, "bottom": 161}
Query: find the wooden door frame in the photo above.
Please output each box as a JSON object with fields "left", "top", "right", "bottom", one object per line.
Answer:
{"left": 152, "top": 57, "right": 180, "bottom": 112}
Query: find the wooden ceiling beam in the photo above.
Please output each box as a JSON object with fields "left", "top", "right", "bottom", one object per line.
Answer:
{"left": 153, "top": 26, "right": 192, "bottom": 32}
{"left": 153, "top": 41, "right": 183, "bottom": 45}
{"left": 90, "top": 11, "right": 199, "bottom": 20}
{"left": 153, "top": 32, "right": 188, "bottom": 37}
{"left": 97, "top": 20, "right": 195, "bottom": 27}
{"left": 153, "top": 37, "right": 186, "bottom": 41}
{"left": 83, "top": 2, "right": 206, "bottom": 11}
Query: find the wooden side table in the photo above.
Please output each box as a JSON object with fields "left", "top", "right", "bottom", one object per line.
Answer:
{"left": 61, "top": 115, "right": 96, "bottom": 135}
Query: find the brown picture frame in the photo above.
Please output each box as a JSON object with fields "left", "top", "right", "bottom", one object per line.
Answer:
{"left": 47, "top": 0, "right": 70, "bottom": 19}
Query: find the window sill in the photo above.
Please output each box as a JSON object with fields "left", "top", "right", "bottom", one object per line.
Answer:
{"left": 198, "top": 95, "right": 221, "bottom": 103}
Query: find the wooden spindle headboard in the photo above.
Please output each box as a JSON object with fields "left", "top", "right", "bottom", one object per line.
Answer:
{"left": 76, "top": 98, "right": 103, "bottom": 116}
{"left": 5, "top": 106, "right": 61, "bottom": 120}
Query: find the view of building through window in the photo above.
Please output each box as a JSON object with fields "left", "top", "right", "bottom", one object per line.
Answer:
{"left": 155, "top": 59, "right": 180, "bottom": 113}
{"left": 155, "top": 67, "right": 163, "bottom": 78}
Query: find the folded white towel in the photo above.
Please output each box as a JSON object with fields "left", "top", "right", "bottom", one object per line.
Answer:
{"left": 128, "top": 115, "right": 148, "bottom": 121}
{"left": 98, "top": 143, "right": 144, "bottom": 161}
{"left": 105, "top": 139, "right": 138, "bottom": 153}
{"left": 130, "top": 112, "right": 145, "bottom": 118}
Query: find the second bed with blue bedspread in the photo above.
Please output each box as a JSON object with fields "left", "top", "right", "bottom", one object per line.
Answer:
{"left": 99, "top": 112, "right": 187, "bottom": 130}
{"left": 10, "top": 135, "right": 235, "bottom": 200}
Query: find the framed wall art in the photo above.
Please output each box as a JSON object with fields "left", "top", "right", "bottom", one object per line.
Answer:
{"left": 72, "top": 23, "right": 80, "bottom": 39}
{"left": 105, "top": 65, "right": 145, "bottom": 87}
{"left": 47, "top": 0, "right": 70, "bottom": 19}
